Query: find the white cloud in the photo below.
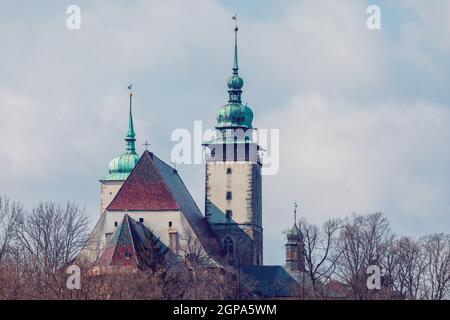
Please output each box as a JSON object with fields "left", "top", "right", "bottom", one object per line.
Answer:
{"left": 243, "top": 0, "right": 388, "bottom": 100}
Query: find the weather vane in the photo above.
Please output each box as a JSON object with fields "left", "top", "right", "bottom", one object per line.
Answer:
{"left": 232, "top": 14, "right": 238, "bottom": 31}
{"left": 128, "top": 84, "right": 133, "bottom": 111}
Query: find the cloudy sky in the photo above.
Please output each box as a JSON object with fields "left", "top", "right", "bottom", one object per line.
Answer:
{"left": 0, "top": 0, "right": 449, "bottom": 264}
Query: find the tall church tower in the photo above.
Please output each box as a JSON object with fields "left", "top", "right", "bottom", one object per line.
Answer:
{"left": 99, "top": 86, "right": 140, "bottom": 214}
{"left": 204, "top": 20, "right": 263, "bottom": 266}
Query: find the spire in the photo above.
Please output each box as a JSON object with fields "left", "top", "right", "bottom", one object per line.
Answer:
{"left": 232, "top": 15, "right": 239, "bottom": 75}
{"left": 294, "top": 202, "right": 298, "bottom": 229}
{"left": 125, "top": 84, "right": 136, "bottom": 154}
{"left": 227, "top": 15, "right": 244, "bottom": 103}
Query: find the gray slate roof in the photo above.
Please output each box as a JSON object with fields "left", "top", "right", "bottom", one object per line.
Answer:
{"left": 152, "top": 154, "right": 223, "bottom": 263}
{"left": 242, "top": 266, "right": 301, "bottom": 297}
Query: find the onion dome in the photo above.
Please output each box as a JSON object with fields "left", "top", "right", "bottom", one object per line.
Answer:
{"left": 227, "top": 74, "right": 244, "bottom": 90}
{"left": 106, "top": 152, "right": 140, "bottom": 181}
{"left": 287, "top": 225, "right": 303, "bottom": 243}
{"left": 216, "top": 103, "right": 253, "bottom": 129}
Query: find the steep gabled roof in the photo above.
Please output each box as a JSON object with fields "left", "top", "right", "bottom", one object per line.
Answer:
{"left": 107, "top": 151, "right": 180, "bottom": 211}
{"left": 152, "top": 154, "right": 223, "bottom": 259}
{"left": 94, "top": 214, "right": 167, "bottom": 269}
{"left": 106, "top": 150, "right": 223, "bottom": 263}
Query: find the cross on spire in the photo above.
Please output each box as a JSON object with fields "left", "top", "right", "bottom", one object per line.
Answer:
{"left": 143, "top": 140, "right": 151, "bottom": 151}
{"left": 294, "top": 202, "right": 299, "bottom": 228}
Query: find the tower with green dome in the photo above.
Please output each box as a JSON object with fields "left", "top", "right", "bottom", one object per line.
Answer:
{"left": 204, "top": 18, "right": 263, "bottom": 267}
{"left": 99, "top": 86, "right": 140, "bottom": 214}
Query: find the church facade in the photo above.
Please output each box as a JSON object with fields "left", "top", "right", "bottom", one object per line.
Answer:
{"left": 79, "top": 24, "right": 306, "bottom": 296}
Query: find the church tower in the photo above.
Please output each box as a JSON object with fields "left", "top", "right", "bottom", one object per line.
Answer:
{"left": 99, "top": 86, "right": 140, "bottom": 214}
{"left": 204, "top": 20, "right": 263, "bottom": 266}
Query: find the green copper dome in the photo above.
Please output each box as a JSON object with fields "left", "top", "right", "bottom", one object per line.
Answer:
{"left": 227, "top": 74, "right": 244, "bottom": 90}
{"left": 106, "top": 152, "right": 140, "bottom": 180}
{"left": 215, "top": 24, "right": 254, "bottom": 130}
{"left": 103, "top": 88, "right": 140, "bottom": 181}
{"left": 216, "top": 102, "right": 253, "bottom": 129}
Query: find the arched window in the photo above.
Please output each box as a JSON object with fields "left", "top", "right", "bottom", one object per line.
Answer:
{"left": 223, "top": 235, "right": 234, "bottom": 263}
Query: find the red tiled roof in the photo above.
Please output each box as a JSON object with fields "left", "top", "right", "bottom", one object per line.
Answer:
{"left": 107, "top": 151, "right": 180, "bottom": 211}
{"left": 95, "top": 214, "right": 139, "bottom": 268}
{"left": 94, "top": 214, "right": 167, "bottom": 269}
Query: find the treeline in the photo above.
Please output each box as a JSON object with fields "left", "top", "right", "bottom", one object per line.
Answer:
{"left": 0, "top": 195, "right": 253, "bottom": 300}
{"left": 296, "top": 213, "right": 450, "bottom": 300}
{"left": 0, "top": 195, "right": 449, "bottom": 300}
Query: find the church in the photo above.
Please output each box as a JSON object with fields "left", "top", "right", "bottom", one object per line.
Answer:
{"left": 79, "top": 23, "right": 307, "bottom": 298}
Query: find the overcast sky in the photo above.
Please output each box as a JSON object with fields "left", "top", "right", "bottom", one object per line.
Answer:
{"left": 0, "top": 0, "right": 449, "bottom": 265}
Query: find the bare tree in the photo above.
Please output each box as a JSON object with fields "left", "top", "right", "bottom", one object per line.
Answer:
{"left": 420, "top": 233, "right": 450, "bottom": 300}
{"left": 159, "top": 229, "right": 255, "bottom": 300}
{"left": 334, "top": 213, "right": 393, "bottom": 299}
{"left": 297, "top": 218, "right": 342, "bottom": 298}
{"left": 18, "top": 201, "right": 89, "bottom": 271}
{"left": 383, "top": 236, "right": 426, "bottom": 299}
{"left": 0, "top": 195, "right": 23, "bottom": 263}
{"left": 15, "top": 201, "right": 89, "bottom": 298}
{"left": 180, "top": 229, "right": 210, "bottom": 270}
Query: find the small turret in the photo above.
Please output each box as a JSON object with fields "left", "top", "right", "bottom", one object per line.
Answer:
{"left": 285, "top": 226, "right": 305, "bottom": 272}
{"left": 285, "top": 203, "right": 305, "bottom": 272}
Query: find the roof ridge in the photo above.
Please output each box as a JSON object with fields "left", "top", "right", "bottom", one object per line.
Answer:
{"left": 123, "top": 214, "right": 140, "bottom": 265}
{"left": 153, "top": 153, "right": 204, "bottom": 218}
{"left": 145, "top": 151, "right": 179, "bottom": 210}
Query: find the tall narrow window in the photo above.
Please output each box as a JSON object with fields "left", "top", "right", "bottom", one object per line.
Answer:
{"left": 226, "top": 210, "right": 233, "bottom": 219}
{"left": 223, "top": 236, "right": 234, "bottom": 263}
{"left": 226, "top": 191, "right": 232, "bottom": 200}
{"left": 227, "top": 168, "right": 232, "bottom": 174}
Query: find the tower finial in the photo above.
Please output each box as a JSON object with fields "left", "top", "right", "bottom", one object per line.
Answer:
{"left": 226, "top": 15, "right": 244, "bottom": 103}
{"left": 232, "top": 14, "right": 239, "bottom": 74}
{"left": 125, "top": 84, "right": 136, "bottom": 154}
{"left": 294, "top": 202, "right": 298, "bottom": 228}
